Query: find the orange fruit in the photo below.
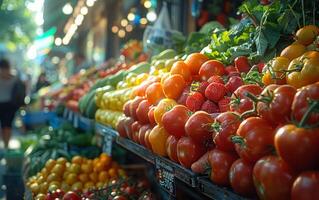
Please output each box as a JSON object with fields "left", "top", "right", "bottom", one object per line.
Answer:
{"left": 89, "top": 172, "right": 98, "bottom": 183}
{"left": 46, "top": 173, "right": 59, "bottom": 183}
{"left": 296, "top": 25, "right": 319, "bottom": 45}
{"left": 72, "top": 156, "right": 83, "bottom": 165}
{"left": 65, "top": 173, "right": 77, "bottom": 185}
{"left": 108, "top": 168, "right": 117, "bottom": 178}
{"left": 63, "top": 171, "right": 70, "bottom": 180}
{"left": 40, "top": 168, "right": 49, "bottom": 179}
{"left": 78, "top": 173, "right": 89, "bottom": 183}
{"left": 57, "top": 157, "right": 67, "bottom": 165}
{"left": 45, "top": 159, "right": 56, "bottom": 171}
{"left": 39, "top": 181, "right": 48, "bottom": 194}
{"left": 69, "top": 163, "right": 81, "bottom": 174}
{"left": 280, "top": 43, "right": 306, "bottom": 61}
{"left": 93, "top": 162, "right": 104, "bottom": 173}
{"left": 81, "top": 163, "right": 93, "bottom": 173}
{"left": 30, "top": 182, "right": 40, "bottom": 194}
{"left": 71, "top": 182, "right": 83, "bottom": 191}
{"left": 170, "top": 61, "right": 192, "bottom": 82}
{"left": 51, "top": 164, "right": 65, "bottom": 176}
{"left": 98, "top": 171, "right": 109, "bottom": 182}
{"left": 185, "top": 53, "right": 209, "bottom": 75}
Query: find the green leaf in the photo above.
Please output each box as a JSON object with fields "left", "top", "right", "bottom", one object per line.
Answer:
{"left": 255, "top": 27, "right": 268, "bottom": 56}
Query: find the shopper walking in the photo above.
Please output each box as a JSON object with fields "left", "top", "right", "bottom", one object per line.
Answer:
{"left": 0, "top": 59, "right": 26, "bottom": 148}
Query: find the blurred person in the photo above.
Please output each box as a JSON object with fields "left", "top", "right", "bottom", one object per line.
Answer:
{"left": 35, "top": 72, "right": 50, "bottom": 91}
{"left": 0, "top": 59, "right": 26, "bottom": 148}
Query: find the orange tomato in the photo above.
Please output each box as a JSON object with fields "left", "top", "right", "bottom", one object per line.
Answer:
{"left": 185, "top": 53, "right": 209, "bottom": 75}
{"left": 163, "top": 74, "right": 186, "bottom": 99}
{"left": 280, "top": 43, "right": 306, "bottom": 61}
{"left": 146, "top": 82, "right": 165, "bottom": 105}
{"left": 262, "top": 56, "right": 290, "bottom": 85}
{"left": 108, "top": 168, "right": 117, "bottom": 178}
{"left": 100, "top": 153, "right": 112, "bottom": 167}
{"left": 170, "top": 61, "right": 192, "bottom": 82}
{"left": 93, "top": 162, "right": 105, "bottom": 173}
{"left": 149, "top": 125, "right": 170, "bottom": 156}
{"left": 72, "top": 156, "right": 83, "bottom": 165}
{"left": 56, "top": 157, "right": 67, "bottom": 165}
{"left": 89, "top": 172, "right": 98, "bottom": 183}
{"left": 296, "top": 25, "right": 319, "bottom": 45}
{"left": 153, "top": 98, "right": 177, "bottom": 125}
{"left": 65, "top": 173, "right": 77, "bottom": 185}
{"left": 45, "top": 159, "right": 56, "bottom": 171}
{"left": 98, "top": 171, "right": 109, "bottom": 182}
{"left": 78, "top": 173, "right": 89, "bottom": 183}
{"left": 81, "top": 163, "right": 93, "bottom": 173}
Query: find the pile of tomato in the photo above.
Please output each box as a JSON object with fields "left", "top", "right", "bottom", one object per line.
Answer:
{"left": 116, "top": 25, "right": 319, "bottom": 200}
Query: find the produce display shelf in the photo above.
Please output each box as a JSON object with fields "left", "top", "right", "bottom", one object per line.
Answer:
{"left": 95, "top": 122, "right": 119, "bottom": 137}
{"left": 116, "top": 137, "right": 155, "bottom": 164}
{"left": 197, "top": 177, "right": 249, "bottom": 200}
{"left": 63, "top": 108, "right": 94, "bottom": 131}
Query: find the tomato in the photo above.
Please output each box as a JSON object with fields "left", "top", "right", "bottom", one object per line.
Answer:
{"left": 185, "top": 111, "right": 214, "bottom": 145}
{"left": 185, "top": 53, "right": 209, "bottom": 75}
{"left": 162, "top": 105, "right": 191, "bottom": 138}
{"left": 177, "top": 137, "right": 206, "bottom": 168}
{"left": 291, "top": 171, "right": 319, "bottom": 200}
{"left": 136, "top": 100, "right": 151, "bottom": 124}
{"left": 257, "top": 84, "right": 296, "bottom": 125}
{"left": 230, "top": 84, "right": 263, "bottom": 114}
{"left": 296, "top": 25, "right": 319, "bottom": 45}
{"left": 292, "top": 81, "right": 319, "bottom": 125}
{"left": 123, "top": 117, "right": 134, "bottom": 139}
{"left": 146, "top": 82, "right": 165, "bottom": 105}
{"left": 62, "top": 191, "right": 81, "bottom": 200}
{"left": 138, "top": 124, "right": 151, "bottom": 146}
{"left": 199, "top": 60, "right": 225, "bottom": 81}
{"left": 144, "top": 128, "right": 152, "bottom": 150}
{"left": 131, "top": 121, "right": 142, "bottom": 143}
{"left": 280, "top": 43, "right": 306, "bottom": 61}
{"left": 170, "top": 61, "right": 192, "bottom": 82}
{"left": 234, "top": 117, "right": 275, "bottom": 163}
{"left": 275, "top": 124, "right": 319, "bottom": 171}
{"left": 262, "top": 56, "right": 290, "bottom": 85}
{"left": 287, "top": 51, "right": 319, "bottom": 88}
{"left": 163, "top": 74, "right": 186, "bottom": 100}
{"left": 177, "top": 85, "right": 190, "bottom": 105}
{"left": 253, "top": 156, "right": 296, "bottom": 200}
{"left": 129, "top": 96, "right": 144, "bottom": 120}
{"left": 165, "top": 135, "right": 179, "bottom": 162}
{"left": 117, "top": 117, "right": 127, "bottom": 138}
{"left": 190, "top": 150, "right": 212, "bottom": 174}
{"left": 149, "top": 125, "right": 170, "bottom": 156}
{"left": 229, "top": 159, "right": 255, "bottom": 197}
{"left": 213, "top": 112, "right": 241, "bottom": 152}
{"left": 123, "top": 100, "right": 131, "bottom": 117}
{"left": 208, "top": 149, "right": 237, "bottom": 186}
{"left": 147, "top": 106, "right": 156, "bottom": 126}
{"left": 153, "top": 98, "right": 177, "bottom": 125}
{"left": 234, "top": 56, "right": 250, "bottom": 73}
{"left": 225, "top": 65, "right": 239, "bottom": 76}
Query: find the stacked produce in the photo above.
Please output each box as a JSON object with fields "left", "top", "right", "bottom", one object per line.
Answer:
{"left": 114, "top": 5, "right": 319, "bottom": 199}
{"left": 26, "top": 153, "right": 126, "bottom": 199}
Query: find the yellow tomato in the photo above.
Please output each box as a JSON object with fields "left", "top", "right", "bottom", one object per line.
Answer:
{"left": 72, "top": 156, "right": 83, "bottom": 165}
{"left": 51, "top": 164, "right": 65, "bottom": 176}
{"left": 149, "top": 125, "right": 170, "bottom": 156}
{"left": 56, "top": 157, "right": 67, "bottom": 165}
{"left": 98, "top": 171, "right": 109, "bottom": 182}
{"left": 69, "top": 163, "right": 81, "bottom": 174}
{"left": 30, "top": 182, "right": 40, "bottom": 194}
{"left": 46, "top": 173, "right": 59, "bottom": 183}
{"left": 65, "top": 173, "right": 77, "bottom": 185}
{"left": 45, "top": 159, "right": 56, "bottom": 171}
{"left": 78, "top": 173, "right": 89, "bottom": 183}
{"left": 81, "top": 163, "right": 93, "bottom": 174}
{"left": 154, "top": 98, "right": 177, "bottom": 125}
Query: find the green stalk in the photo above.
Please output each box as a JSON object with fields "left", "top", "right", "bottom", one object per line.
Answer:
{"left": 299, "top": 100, "right": 319, "bottom": 127}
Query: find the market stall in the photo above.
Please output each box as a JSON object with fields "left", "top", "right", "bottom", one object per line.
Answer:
{"left": 15, "top": 0, "right": 319, "bottom": 200}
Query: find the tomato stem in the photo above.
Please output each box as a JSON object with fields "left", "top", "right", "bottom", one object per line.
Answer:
{"left": 299, "top": 100, "right": 319, "bottom": 127}
{"left": 231, "top": 135, "right": 246, "bottom": 148}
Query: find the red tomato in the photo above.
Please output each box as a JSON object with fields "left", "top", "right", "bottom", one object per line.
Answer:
{"left": 225, "top": 65, "right": 239, "bottom": 76}
{"left": 62, "top": 191, "right": 81, "bottom": 200}
{"left": 162, "top": 105, "right": 191, "bottom": 138}
{"left": 230, "top": 84, "right": 263, "bottom": 114}
{"left": 292, "top": 171, "right": 319, "bottom": 200}
{"left": 253, "top": 156, "right": 296, "bottom": 200}
{"left": 129, "top": 96, "right": 144, "bottom": 120}
{"left": 117, "top": 118, "right": 127, "bottom": 138}
{"left": 136, "top": 100, "right": 151, "bottom": 124}
{"left": 147, "top": 106, "right": 156, "bottom": 126}
{"left": 234, "top": 117, "right": 275, "bottom": 163}
{"left": 234, "top": 56, "right": 250, "bottom": 73}
{"left": 185, "top": 53, "right": 209, "bottom": 75}
{"left": 213, "top": 112, "right": 241, "bottom": 152}
{"left": 208, "top": 149, "right": 238, "bottom": 186}
{"left": 292, "top": 82, "right": 319, "bottom": 125}
{"left": 123, "top": 117, "right": 134, "bottom": 139}
{"left": 131, "top": 121, "right": 142, "bottom": 143}
{"left": 191, "top": 150, "right": 212, "bottom": 174}
{"left": 138, "top": 124, "right": 151, "bottom": 146}
{"left": 163, "top": 74, "right": 186, "bottom": 100}
{"left": 229, "top": 159, "right": 255, "bottom": 197}
{"left": 165, "top": 135, "right": 179, "bottom": 162}
{"left": 199, "top": 60, "right": 226, "bottom": 81}
{"left": 275, "top": 124, "right": 319, "bottom": 171}
{"left": 170, "top": 61, "right": 192, "bottom": 82}
{"left": 185, "top": 111, "right": 214, "bottom": 145}
{"left": 146, "top": 82, "right": 165, "bottom": 105}
{"left": 257, "top": 84, "right": 296, "bottom": 126}
{"left": 177, "top": 137, "right": 206, "bottom": 168}
{"left": 123, "top": 100, "right": 131, "bottom": 117}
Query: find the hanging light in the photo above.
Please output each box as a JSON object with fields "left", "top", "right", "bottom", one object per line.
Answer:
{"left": 126, "top": 24, "right": 133, "bottom": 32}
{"left": 62, "top": 3, "right": 73, "bottom": 15}
{"left": 140, "top": 18, "right": 148, "bottom": 25}
{"left": 118, "top": 29, "right": 125, "bottom": 38}
{"left": 144, "top": 0, "right": 152, "bottom": 8}
{"left": 146, "top": 11, "right": 157, "bottom": 22}
{"left": 55, "top": 37, "right": 62, "bottom": 46}
{"left": 121, "top": 19, "right": 128, "bottom": 27}
{"left": 112, "top": 26, "right": 119, "bottom": 33}
{"left": 127, "top": 13, "right": 135, "bottom": 21}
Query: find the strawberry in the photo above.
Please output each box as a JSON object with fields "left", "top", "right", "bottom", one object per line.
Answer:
{"left": 201, "top": 100, "right": 219, "bottom": 113}
{"left": 225, "top": 76, "right": 244, "bottom": 93}
{"left": 218, "top": 96, "right": 231, "bottom": 112}
{"left": 207, "top": 75, "right": 224, "bottom": 84}
{"left": 191, "top": 81, "right": 209, "bottom": 95}
{"left": 234, "top": 56, "right": 250, "bottom": 73}
{"left": 205, "top": 82, "right": 227, "bottom": 102}
{"left": 186, "top": 92, "right": 205, "bottom": 111}
{"left": 177, "top": 85, "right": 190, "bottom": 105}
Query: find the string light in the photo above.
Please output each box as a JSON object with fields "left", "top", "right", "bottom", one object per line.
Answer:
{"left": 112, "top": 26, "right": 119, "bottom": 33}
{"left": 62, "top": 3, "right": 73, "bottom": 15}
{"left": 127, "top": 13, "right": 135, "bottom": 21}
{"left": 126, "top": 24, "right": 133, "bottom": 32}
{"left": 144, "top": 0, "right": 152, "bottom": 8}
{"left": 55, "top": 37, "right": 62, "bottom": 46}
{"left": 121, "top": 19, "right": 128, "bottom": 27}
{"left": 146, "top": 11, "right": 157, "bottom": 22}
{"left": 80, "top": 6, "right": 88, "bottom": 15}
{"left": 140, "top": 18, "right": 148, "bottom": 25}
{"left": 118, "top": 29, "right": 125, "bottom": 38}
